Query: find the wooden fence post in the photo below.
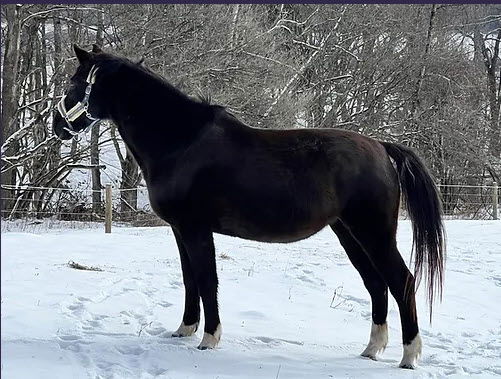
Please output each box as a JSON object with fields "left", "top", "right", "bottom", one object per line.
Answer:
{"left": 493, "top": 182, "right": 498, "bottom": 220}
{"left": 105, "top": 184, "right": 112, "bottom": 233}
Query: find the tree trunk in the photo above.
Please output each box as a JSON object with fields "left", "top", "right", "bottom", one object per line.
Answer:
{"left": 90, "top": 7, "right": 105, "bottom": 214}
{"left": 230, "top": 4, "right": 240, "bottom": 48}
{"left": 408, "top": 4, "right": 436, "bottom": 148}
{"left": 48, "top": 13, "right": 63, "bottom": 173}
{"left": 486, "top": 30, "right": 501, "bottom": 158}
{"left": 120, "top": 150, "right": 140, "bottom": 221}
{"left": 32, "top": 20, "right": 46, "bottom": 216}
{"left": 110, "top": 124, "right": 140, "bottom": 221}
{"left": 1, "top": 4, "right": 22, "bottom": 216}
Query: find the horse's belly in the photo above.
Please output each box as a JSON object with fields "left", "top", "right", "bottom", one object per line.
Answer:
{"left": 216, "top": 225, "right": 325, "bottom": 243}
{"left": 214, "top": 205, "right": 335, "bottom": 243}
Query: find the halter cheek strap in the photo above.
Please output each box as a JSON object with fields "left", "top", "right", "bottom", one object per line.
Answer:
{"left": 57, "top": 65, "right": 101, "bottom": 135}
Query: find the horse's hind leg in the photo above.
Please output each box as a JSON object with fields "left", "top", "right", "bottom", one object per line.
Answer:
{"left": 172, "top": 228, "right": 200, "bottom": 337}
{"left": 342, "top": 215, "right": 421, "bottom": 369}
{"left": 331, "top": 220, "right": 389, "bottom": 360}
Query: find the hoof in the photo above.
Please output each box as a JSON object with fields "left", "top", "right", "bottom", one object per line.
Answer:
{"left": 360, "top": 352, "right": 377, "bottom": 361}
{"left": 172, "top": 321, "right": 198, "bottom": 337}
{"left": 197, "top": 324, "right": 222, "bottom": 350}
{"left": 399, "top": 363, "right": 416, "bottom": 370}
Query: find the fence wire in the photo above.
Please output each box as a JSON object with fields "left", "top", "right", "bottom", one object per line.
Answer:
{"left": 436, "top": 184, "right": 498, "bottom": 220}
{"left": 0, "top": 185, "right": 164, "bottom": 232}
{"left": 1, "top": 183, "right": 499, "bottom": 232}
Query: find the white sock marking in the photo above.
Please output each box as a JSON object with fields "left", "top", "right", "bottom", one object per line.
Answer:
{"left": 399, "top": 333, "right": 422, "bottom": 369}
{"left": 172, "top": 321, "right": 198, "bottom": 337}
{"left": 361, "top": 322, "right": 388, "bottom": 359}
{"left": 198, "top": 323, "right": 222, "bottom": 349}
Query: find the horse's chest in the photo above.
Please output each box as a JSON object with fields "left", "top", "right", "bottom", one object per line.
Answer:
{"left": 147, "top": 173, "right": 194, "bottom": 221}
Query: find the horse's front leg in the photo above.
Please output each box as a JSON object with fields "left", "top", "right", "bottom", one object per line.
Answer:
{"left": 176, "top": 225, "right": 221, "bottom": 350}
{"left": 172, "top": 228, "right": 200, "bottom": 337}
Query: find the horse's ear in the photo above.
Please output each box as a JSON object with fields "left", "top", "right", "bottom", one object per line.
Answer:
{"left": 136, "top": 57, "right": 145, "bottom": 66}
{"left": 73, "top": 44, "right": 91, "bottom": 63}
{"left": 92, "top": 44, "right": 103, "bottom": 54}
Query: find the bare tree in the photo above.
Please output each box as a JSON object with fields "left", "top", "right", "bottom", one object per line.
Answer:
{"left": 90, "top": 6, "right": 104, "bottom": 214}
{"left": 1, "top": 4, "right": 22, "bottom": 213}
{"left": 2, "top": 4, "right": 500, "bottom": 221}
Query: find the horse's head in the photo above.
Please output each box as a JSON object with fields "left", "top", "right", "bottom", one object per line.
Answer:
{"left": 53, "top": 44, "right": 107, "bottom": 140}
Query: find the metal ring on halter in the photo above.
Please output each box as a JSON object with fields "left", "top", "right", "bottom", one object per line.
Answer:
{"left": 57, "top": 65, "right": 101, "bottom": 136}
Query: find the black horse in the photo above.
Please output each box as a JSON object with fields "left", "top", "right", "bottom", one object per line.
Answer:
{"left": 53, "top": 45, "right": 445, "bottom": 369}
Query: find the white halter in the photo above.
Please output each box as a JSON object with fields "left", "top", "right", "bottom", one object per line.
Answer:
{"left": 57, "top": 65, "right": 101, "bottom": 135}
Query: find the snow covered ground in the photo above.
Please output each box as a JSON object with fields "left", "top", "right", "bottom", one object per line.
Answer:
{"left": 1, "top": 220, "right": 500, "bottom": 378}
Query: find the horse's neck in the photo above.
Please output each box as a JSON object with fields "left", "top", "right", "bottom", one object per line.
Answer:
{"left": 105, "top": 68, "right": 211, "bottom": 177}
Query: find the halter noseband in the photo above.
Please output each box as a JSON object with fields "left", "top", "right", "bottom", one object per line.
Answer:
{"left": 57, "top": 65, "right": 101, "bottom": 135}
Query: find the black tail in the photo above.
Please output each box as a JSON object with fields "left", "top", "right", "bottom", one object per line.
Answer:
{"left": 381, "top": 142, "right": 445, "bottom": 318}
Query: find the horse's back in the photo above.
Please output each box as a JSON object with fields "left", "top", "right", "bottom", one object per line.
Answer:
{"left": 152, "top": 114, "right": 399, "bottom": 241}
{"left": 215, "top": 120, "right": 397, "bottom": 239}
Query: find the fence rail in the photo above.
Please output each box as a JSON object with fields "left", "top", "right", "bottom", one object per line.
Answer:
{"left": 1, "top": 182, "right": 499, "bottom": 233}
{"left": 436, "top": 182, "right": 498, "bottom": 220}
{"left": 0, "top": 184, "right": 164, "bottom": 233}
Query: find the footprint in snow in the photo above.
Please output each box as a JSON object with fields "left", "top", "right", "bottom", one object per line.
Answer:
{"left": 490, "top": 275, "right": 501, "bottom": 286}
{"left": 56, "top": 334, "right": 90, "bottom": 352}
{"left": 148, "top": 367, "right": 168, "bottom": 376}
{"left": 145, "top": 325, "right": 167, "bottom": 336}
{"left": 169, "top": 280, "right": 182, "bottom": 288}
{"left": 239, "top": 310, "right": 266, "bottom": 319}
{"left": 59, "top": 334, "right": 81, "bottom": 341}
{"left": 93, "top": 314, "right": 109, "bottom": 320}
{"left": 116, "top": 345, "right": 146, "bottom": 356}
{"left": 341, "top": 294, "right": 370, "bottom": 306}
{"left": 158, "top": 301, "right": 173, "bottom": 308}
{"left": 67, "top": 303, "right": 82, "bottom": 311}
{"left": 297, "top": 275, "right": 315, "bottom": 284}
{"left": 253, "top": 336, "right": 304, "bottom": 346}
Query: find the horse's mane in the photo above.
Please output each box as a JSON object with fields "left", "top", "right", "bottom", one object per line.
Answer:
{"left": 97, "top": 53, "right": 204, "bottom": 105}
{"left": 95, "top": 52, "right": 228, "bottom": 129}
{"left": 197, "top": 93, "right": 212, "bottom": 105}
